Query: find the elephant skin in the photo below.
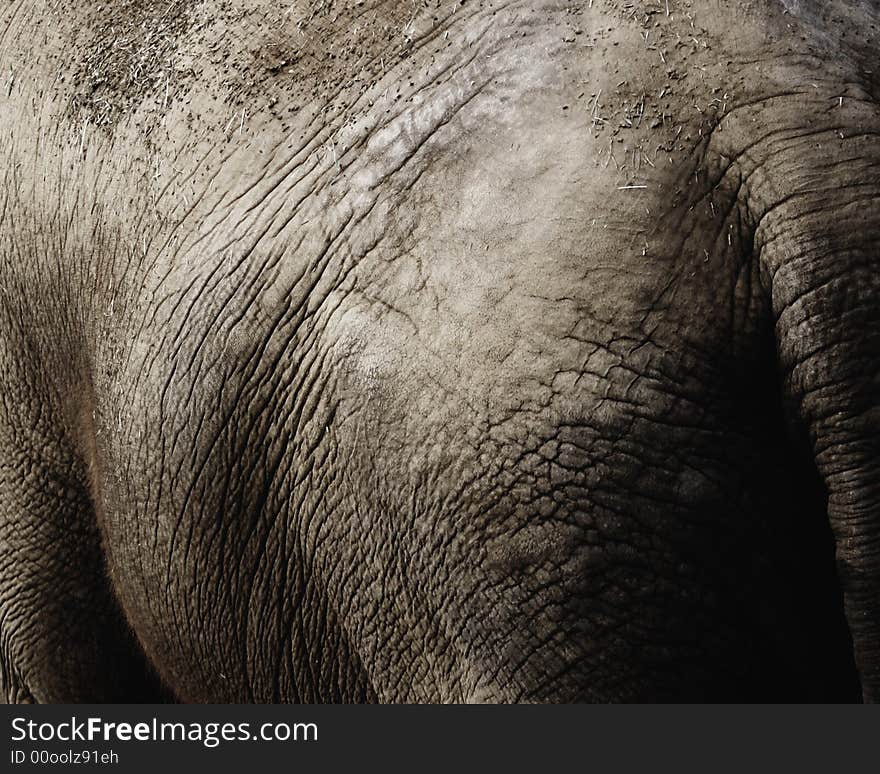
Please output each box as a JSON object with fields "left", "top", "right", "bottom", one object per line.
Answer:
{"left": 0, "top": 0, "right": 878, "bottom": 702}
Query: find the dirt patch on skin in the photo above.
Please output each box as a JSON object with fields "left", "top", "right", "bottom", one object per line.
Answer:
{"left": 54, "top": 0, "right": 740, "bottom": 151}
{"left": 67, "top": 0, "right": 194, "bottom": 127}
{"left": 216, "top": 1, "right": 433, "bottom": 107}
{"left": 62, "top": 0, "right": 453, "bottom": 134}
{"left": 50, "top": 0, "right": 877, "bottom": 178}
{"left": 187, "top": 0, "right": 439, "bottom": 139}
{"left": 548, "top": 1, "right": 736, "bottom": 187}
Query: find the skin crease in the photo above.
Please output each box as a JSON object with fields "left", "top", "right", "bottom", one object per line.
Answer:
{"left": 0, "top": 0, "right": 878, "bottom": 702}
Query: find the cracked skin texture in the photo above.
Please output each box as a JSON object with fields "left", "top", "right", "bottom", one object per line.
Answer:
{"left": 0, "top": 0, "right": 878, "bottom": 701}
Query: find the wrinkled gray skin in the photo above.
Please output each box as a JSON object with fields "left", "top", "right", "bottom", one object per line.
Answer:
{"left": 0, "top": 0, "right": 878, "bottom": 703}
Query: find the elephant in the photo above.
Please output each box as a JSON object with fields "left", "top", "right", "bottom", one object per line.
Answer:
{"left": 0, "top": 0, "right": 878, "bottom": 703}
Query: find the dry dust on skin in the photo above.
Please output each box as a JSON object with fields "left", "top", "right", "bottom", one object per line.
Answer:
{"left": 66, "top": 0, "right": 192, "bottom": 128}
{"left": 8, "top": 0, "right": 879, "bottom": 156}
{"left": 6, "top": 0, "right": 776, "bottom": 213}
{"left": 63, "top": 0, "right": 469, "bottom": 135}
{"left": 58, "top": 0, "right": 736, "bottom": 162}
{"left": 554, "top": 1, "right": 736, "bottom": 186}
